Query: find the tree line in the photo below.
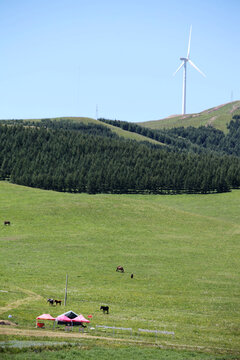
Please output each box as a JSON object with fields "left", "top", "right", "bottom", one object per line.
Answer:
{"left": 0, "top": 123, "right": 240, "bottom": 194}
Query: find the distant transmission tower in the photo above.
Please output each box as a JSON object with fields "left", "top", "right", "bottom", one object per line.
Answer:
{"left": 231, "top": 91, "right": 233, "bottom": 102}
{"left": 96, "top": 104, "right": 98, "bottom": 120}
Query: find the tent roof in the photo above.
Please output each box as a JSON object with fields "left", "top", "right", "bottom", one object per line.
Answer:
{"left": 56, "top": 315, "right": 72, "bottom": 322}
{"left": 36, "top": 314, "right": 55, "bottom": 320}
{"left": 72, "top": 315, "right": 90, "bottom": 323}
{"left": 57, "top": 310, "right": 78, "bottom": 319}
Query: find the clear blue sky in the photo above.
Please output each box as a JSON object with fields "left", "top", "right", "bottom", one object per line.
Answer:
{"left": 0, "top": 0, "right": 239, "bottom": 122}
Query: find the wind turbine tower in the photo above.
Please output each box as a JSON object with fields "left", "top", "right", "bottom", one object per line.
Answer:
{"left": 173, "top": 26, "right": 206, "bottom": 115}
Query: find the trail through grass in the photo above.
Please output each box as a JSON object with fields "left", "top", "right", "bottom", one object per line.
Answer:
{"left": 0, "top": 288, "right": 42, "bottom": 315}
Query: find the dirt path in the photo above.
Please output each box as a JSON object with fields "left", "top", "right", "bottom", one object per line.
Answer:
{"left": 206, "top": 115, "right": 217, "bottom": 126}
{"left": 0, "top": 288, "right": 43, "bottom": 315}
{"left": 1, "top": 327, "right": 139, "bottom": 343}
{"left": 0, "top": 326, "right": 238, "bottom": 355}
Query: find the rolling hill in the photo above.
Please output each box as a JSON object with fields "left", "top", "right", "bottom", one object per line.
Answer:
{"left": 138, "top": 101, "right": 240, "bottom": 133}
{"left": 1, "top": 105, "right": 240, "bottom": 195}
{"left": 2, "top": 101, "right": 240, "bottom": 146}
{"left": 7, "top": 116, "right": 162, "bottom": 146}
{"left": 1, "top": 121, "right": 240, "bottom": 194}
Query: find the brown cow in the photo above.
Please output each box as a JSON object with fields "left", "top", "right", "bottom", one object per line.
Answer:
{"left": 54, "top": 300, "right": 62, "bottom": 306}
{"left": 116, "top": 266, "right": 124, "bottom": 273}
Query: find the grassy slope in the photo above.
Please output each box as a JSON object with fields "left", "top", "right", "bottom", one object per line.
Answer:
{"left": 0, "top": 182, "right": 239, "bottom": 354}
{"left": 23, "top": 117, "right": 161, "bottom": 145}
{"left": 138, "top": 101, "right": 240, "bottom": 133}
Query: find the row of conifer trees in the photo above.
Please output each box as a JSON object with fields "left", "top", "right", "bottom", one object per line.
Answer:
{"left": 0, "top": 123, "right": 240, "bottom": 194}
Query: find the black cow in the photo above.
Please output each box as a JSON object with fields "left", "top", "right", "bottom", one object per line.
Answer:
{"left": 100, "top": 305, "right": 109, "bottom": 314}
{"left": 4, "top": 221, "right": 10, "bottom": 225}
{"left": 47, "top": 298, "right": 54, "bottom": 305}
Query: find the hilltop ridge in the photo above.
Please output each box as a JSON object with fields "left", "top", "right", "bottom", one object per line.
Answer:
{"left": 138, "top": 100, "right": 240, "bottom": 132}
{"left": 1, "top": 101, "right": 240, "bottom": 137}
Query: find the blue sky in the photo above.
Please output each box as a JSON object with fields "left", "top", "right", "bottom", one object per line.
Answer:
{"left": 0, "top": 0, "right": 239, "bottom": 122}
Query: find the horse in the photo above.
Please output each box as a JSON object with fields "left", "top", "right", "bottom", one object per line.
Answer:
{"left": 100, "top": 305, "right": 109, "bottom": 314}
{"left": 4, "top": 221, "right": 10, "bottom": 225}
{"left": 54, "top": 299, "right": 62, "bottom": 306}
{"left": 116, "top": 266, "right": 124, "bottom": 273}
{"left": 47, "top": 298, "right": 54, "bottom": 305}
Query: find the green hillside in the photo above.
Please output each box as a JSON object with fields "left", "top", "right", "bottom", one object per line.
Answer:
{"left": 22, "top": 116, "right": 161, "bottom": 145}
{"left": 2, "top": 123, "right": 240, "bottom": 195}
{"left": 138, "top": 101, "right": 240, "bottom": 133}
{"left": 4, "top": 100, "right": 240, "bottom": 138}
{"left": 0, "top": 182, "right": 239, "bottom": 356}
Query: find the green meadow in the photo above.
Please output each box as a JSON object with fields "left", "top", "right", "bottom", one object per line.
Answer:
{"left": 0, "top": 181, "right": 239, "bottom": 357}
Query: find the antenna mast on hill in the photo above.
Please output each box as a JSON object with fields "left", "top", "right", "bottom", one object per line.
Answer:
{"left": 173, "top": 26, "right": 206, "bottom": 115}
{"left": 96, "top": 104, "right": 98, "bottom": 120}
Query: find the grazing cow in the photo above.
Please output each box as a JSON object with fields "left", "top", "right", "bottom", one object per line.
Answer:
{"left": 4, "top": 221, "right": 10, "bottom": 226}
{"left": 54, "top": 299, "right": 62, "bottom": 306}
{"left": 131, "top": 273, "right": 134, "bottom": 279}
{"left": 116, "top": 266, "right": 124, "bottom": 273}
{"left": 100, "top": 305, "right": 109, "bottom": 314}
{"left": 47, "top": 298, "right": 54, "bottom": 305}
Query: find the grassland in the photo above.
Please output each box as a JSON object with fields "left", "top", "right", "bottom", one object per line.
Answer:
{"left": 0, "top": 182, "right": 239, "bottom": 357}
{"left": 1, "top": 337, "right": 237, "bottom": 360}
{"left": 139, "top": 101, "right": 240, "bottom": 133}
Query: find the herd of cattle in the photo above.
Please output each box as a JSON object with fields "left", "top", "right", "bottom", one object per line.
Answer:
{"left": 47, "top": 298, "right": 62, "bottom": 306}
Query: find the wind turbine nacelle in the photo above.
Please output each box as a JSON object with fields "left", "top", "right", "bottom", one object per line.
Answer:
{"left": 180, "top": 57, "right": 188, "bottom": 61}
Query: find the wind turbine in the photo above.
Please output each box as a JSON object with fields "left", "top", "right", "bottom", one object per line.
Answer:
{"left": 173, "top": 26, "right": 206, "bottom": 115}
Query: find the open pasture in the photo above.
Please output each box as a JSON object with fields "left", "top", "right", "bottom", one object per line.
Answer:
{"left": 0, "top": 181, "right": 239, "bottom": 354}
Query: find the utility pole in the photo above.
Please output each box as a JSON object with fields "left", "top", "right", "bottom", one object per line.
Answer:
{"left": 64, "top": 274, "right": 68, "bottom": 306}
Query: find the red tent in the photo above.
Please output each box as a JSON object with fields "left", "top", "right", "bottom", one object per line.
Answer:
{"left": 36, "top": 314, "right": 55, "bottom": 321}
{"left": 56, "top": 315, "right": 72, "bottom": 322}
{"left": 72, "top": 315, "right": 90, "bottom": 323}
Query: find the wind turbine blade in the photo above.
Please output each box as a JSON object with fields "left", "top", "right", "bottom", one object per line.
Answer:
{"left": 188, "top": 59, "right": 206, "bottom": 77}
{"left": 187, "top": 25, "right": 192, "bottom": 59}
{"left": 173, "top": 61, "right": 184, "bottom": 76}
